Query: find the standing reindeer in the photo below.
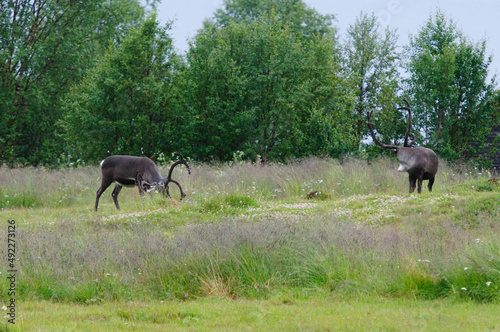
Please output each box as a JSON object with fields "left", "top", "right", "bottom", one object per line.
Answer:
{"left": 95, "top": 153, "right": 190, "bottom": 211}
{"left": 367, "top": 98, "right": 438, "bottom": 193}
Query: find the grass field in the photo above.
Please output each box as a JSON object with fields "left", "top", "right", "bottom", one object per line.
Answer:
{"left": 0, "top": 157, "right": 499, "bottom": 330}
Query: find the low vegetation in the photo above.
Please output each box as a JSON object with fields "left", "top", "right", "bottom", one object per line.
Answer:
{"left": 0, "top": 157, "right": 499, "bottom": 329}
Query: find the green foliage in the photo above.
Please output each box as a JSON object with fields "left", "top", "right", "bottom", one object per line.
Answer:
{"left": 211, "top": 0, "right": 336, "bottom": 38}
{"left": 181, "top": 13, "right": 355, "bottom": 162}
{"left": 406, "top": 10, "right": 496, "bottom": 161}
{"left": 0, "top": 2, "right": 498, "bottom": 166}
{"left": 344, "top": 12, "right": 401, "bottom": 146}
{"left": 60, "top": 13, "right": 180, "bottom": 162}
{"left": 0, "top": 0, "right": 146, "bottom": 165}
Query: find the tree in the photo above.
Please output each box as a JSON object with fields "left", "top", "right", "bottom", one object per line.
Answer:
{"left": 210, "top": 0, "right": 336, "bottom": 39}
{"left": 60, "top": 13, "right": 180, "bottom": 162}
{"left": 0, "top": 0, "right": 146, "bottom": 165}
{"left": 179, "top": 14, "right": 354, "bottom": 162}
{"left": 406, "top": 10, "right": 496, "bottom": 160}
{"left": 343, "top": 12, "right": 401, "bottom": 148}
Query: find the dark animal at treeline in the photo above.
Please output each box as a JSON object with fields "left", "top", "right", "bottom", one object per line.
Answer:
{"left": 367, "top": 98, "right": 438, "bottom": 193}
{"left": 95, "top": 153, "right": 191, "bottom": 211}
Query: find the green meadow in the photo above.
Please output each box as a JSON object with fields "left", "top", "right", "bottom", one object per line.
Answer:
{"left": 0, "top": 157, "right": 499, "bottom": 331}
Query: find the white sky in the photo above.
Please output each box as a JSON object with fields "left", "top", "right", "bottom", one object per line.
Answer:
{"left": 156, "top": 0, "right": 499, "bottom": 81}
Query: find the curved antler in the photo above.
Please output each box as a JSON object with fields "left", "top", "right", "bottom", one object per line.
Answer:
{"left": 166, "top": 153, "right": 191, "bottom": 180}
{"left": 164, "top": 153, "right": 191, "bottom": 200}
{"left": 407, "top": 133, "right": 418, "bottom": 147}
{"left": 367, "top": 110, "right": 399, "bottom": 150}
{"left": 398, "top": 98, "right": 417, "bottom": 148}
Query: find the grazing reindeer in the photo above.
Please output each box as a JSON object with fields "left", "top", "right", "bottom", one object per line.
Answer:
{"left": 95, "top": 153, "right": 190, "bottom": 211}
{"left": 367, "top": 98, "right": 438, "bottom": 193}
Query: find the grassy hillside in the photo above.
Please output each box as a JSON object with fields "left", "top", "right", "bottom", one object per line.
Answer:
{"left": 0, "top": 157, "right": 499, "bottom": 330}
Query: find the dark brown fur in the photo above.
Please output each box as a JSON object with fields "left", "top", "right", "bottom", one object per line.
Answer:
{"left": 367, "top": 99, "right": 438, "bottom": 193}
{"left": 95, "top": 153, "right": 190, "bottom": 211}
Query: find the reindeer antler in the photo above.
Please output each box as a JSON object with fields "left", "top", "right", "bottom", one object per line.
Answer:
{"left": 167, "top": 153, "right": 191, "bottom": 179}
{"left": 407, "top": 133, "right": 418, "bottom": 147}
{"left": 398, "top": 98, "right": 418, "bottom": 147}
{"left": 164, "top": 153, "right": 191, "bottom": 200}
{"left": 367, "top": 110, "right": 399, "bottom": 150}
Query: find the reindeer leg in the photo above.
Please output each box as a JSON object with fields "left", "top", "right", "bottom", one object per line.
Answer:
{"left": 417, "top": 177, "right": 423, "bottom": 193}
{"left": 409, "top": 175, "right": 417, "bottom": 193}
{"left": 111, "top": 184, "right": 123, "bottom": 210}
{"left": 428, "top": 177, "right": 435, "bottom": 192}
{"left": 95, "top": 179, "right": 113, "bottom": 211}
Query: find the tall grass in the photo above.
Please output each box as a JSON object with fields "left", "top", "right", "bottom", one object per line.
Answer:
{"left": 0, "top": 157, "right": 498, "bottom": 303}
{"left": 0, "top": 165, "right": 99, "bottom": 208}
{"left": 2, "top": 212, "right": 498, "bottom": 303}
{"left": 1, "top": 156, "right": 490, "bottom": 208}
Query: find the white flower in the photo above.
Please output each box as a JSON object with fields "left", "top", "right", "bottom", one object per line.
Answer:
{"left": 461, "top": 287, "right": 467, "bottom": 290}
{"left": 486, "top": 282, "right": 492, "bottom": 286}
{"left": 1, "top": 306, "right": 6, "bottom": 311}
{"left": 464, "top": 267, "right": 468, "bottom": 271}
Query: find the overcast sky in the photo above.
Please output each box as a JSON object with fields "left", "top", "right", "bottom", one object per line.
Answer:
{"left": 156, "top": 0, "right": 499, "bottom": 80}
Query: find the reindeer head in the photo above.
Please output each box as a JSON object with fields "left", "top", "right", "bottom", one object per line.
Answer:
{"left": 135, "top": 172, "right": 152, "bottom": 193}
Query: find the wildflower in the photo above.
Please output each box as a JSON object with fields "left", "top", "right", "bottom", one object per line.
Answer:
{"left": 461, "top": 287, "right": 467, "bottom": 290}
{"left": 1, "top": 306, "right": 6, "bottom": 311}
{"left": 464, "top": 267, "right": 468, "bottom": 271}
{"left": 486, "top": 282, "right": 492, "bottom": 286}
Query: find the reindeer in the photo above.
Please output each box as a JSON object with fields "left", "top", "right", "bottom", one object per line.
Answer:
{"left": 95, "top": 153, "right": 191, "bottom": 211}
{"left": 367, "top": 98, "right": 438, "bottom": 193}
